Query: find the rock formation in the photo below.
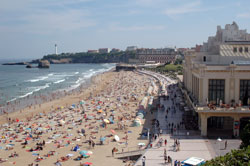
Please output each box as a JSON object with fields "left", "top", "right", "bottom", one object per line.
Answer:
{"left": 38, "top": 60, "right": 50, "bottom": 68}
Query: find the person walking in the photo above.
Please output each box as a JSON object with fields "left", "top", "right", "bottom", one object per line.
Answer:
{"left": 142, "top": 156, "right": 146, "bottom": 166}
{"left": 164, "top": 139, "right": 167, "bottom": 147}
{"left": 224, "top": 140, "right": 227, "bottom": 149}
{"left": 112, "top": 148, "right": 115, "bottom": 157}
{"left": 164, "top": 154, "right": 167, "bottom": 164}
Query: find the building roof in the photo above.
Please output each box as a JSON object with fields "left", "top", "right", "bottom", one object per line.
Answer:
{"left": 232, "top": 60, "right": 250, "bottom": 65}
{"left": 224, "top": 41, "right": 250, "bottom": 45}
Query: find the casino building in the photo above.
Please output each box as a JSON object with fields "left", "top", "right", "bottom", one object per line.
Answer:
{"left": 183, "top": 22, "right": 250, "bottom": 137}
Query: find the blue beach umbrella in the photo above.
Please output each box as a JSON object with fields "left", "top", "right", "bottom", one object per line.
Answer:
{"left": 100, "top": 137, "right": 106, "bottom": 142}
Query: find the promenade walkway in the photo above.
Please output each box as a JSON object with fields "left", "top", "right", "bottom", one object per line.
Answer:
{"left": 134, "top": 71, "right": 241, "bottom": 166}
{"left": 134, "top": 75, "right": 213, "bottom": 166}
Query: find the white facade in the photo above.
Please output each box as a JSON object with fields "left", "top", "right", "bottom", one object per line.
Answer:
{"left": 201, "top": 22, "right": 250, "bottom": 53}
{"left": 126, "top": 46, "right": 137, "bottom": 51}
{"left": 183, "top": 22, "right": 250, "bottom": 137}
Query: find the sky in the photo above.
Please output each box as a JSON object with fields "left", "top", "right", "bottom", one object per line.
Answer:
{"left": 0, "top": 0, "right": 250, "bottom": 60}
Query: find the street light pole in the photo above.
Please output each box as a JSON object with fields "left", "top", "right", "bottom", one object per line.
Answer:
{"left": 217, "top": 138, "right": 222, "bottom": 156}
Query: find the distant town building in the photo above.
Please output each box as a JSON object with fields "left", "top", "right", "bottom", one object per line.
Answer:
{"left": 98, "top": 48, "right": 111, "bottom": 53}
{"left": 126, "top": 46, "right": 137, "bottom": 51}
{"left": 137, "top": 48, "right": 176, "bottom": 64}
{"left": 195, "top": 45, "right": 202, "bottom": 52}
{"left": 183, "top": 22, "right": 250, "bottom": 137}
{"left": 110, "top": 48, "right": 121, "bottom": 53}
{"left": 87, "top": 50, "right": 99, "bottom": 53}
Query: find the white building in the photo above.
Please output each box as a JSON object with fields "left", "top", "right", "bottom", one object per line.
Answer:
{"left": 183, "top": 22, "right": 250, "bottom": 137}
{"left": 98, "top": 48, "right": 110, "bottom": 53}
{"left": 110, "top": 48, "right": 121, "bottom": 53}
{"left": 126, "top": 46, "right": 137, "bottom": 51}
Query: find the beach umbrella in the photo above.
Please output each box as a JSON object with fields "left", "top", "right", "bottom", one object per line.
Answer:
{"left": 138, "top": 143, "right": 145, "bottom": 146}
{"left": 79, "top": 150, "right": 88, "bottom": 155}
{"left": 87, "top": 151, "right": 93, "bottom": 155}
{"left": 25, "top": 128, "right": 32, "bottom": 131}
{"left": 103, "top": 119, "right": 109, "bottom": 123}
{"left": 98, "top": 110, "right": 103, "bottom": 113}
{"left": 25, "top": 137, "right": 32, "bottom": 141}
{"left": 110, "top": 129, "right": 115, "bottom": 134}
{"left": 100, "top": 137, "right": 106, "bottom": 142}
{"left": 114, "top": 135, "right": 120, "bottom": 142}
{"left": 59, "top": 120, "right": 65, "bottom": 125}
{"left": 84, "top": 162, "right": 92, "bottom": 165}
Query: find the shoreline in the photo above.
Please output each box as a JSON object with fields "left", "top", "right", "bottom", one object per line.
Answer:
{"left": 0, "top": 69, "right": 114, "bottom": 125}
{"left": 0, "top": 64, "right": 115, "bottom": 113}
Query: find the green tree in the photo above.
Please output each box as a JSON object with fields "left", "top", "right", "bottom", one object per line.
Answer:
{"left": 240, "top": 122, "right": 250, "bottom": 148}
{"left": 204, "top": 146, "right": 250, "bottom": 166}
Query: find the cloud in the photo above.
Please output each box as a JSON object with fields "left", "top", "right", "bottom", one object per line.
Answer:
{"left": 0, "top": 0, "right": 96, "bottom": 34}
{"left": 134, "top": 0, "right": 165, "bottom": 7}
{"left": 237, "top": 13, "right": 250, "bottom": 18}
{"left": 109, "top": 24, "right": 165, "bottom": 31}
{"left": 22, "top": 9, "right": 96, "bottom": 34}
{"left": 163, "top": 1, "right": 202, "bottom": 17}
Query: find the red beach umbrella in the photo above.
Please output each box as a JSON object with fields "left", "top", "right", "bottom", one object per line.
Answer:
{"left": 84, "top": 162, "right": 92, "bottom": 165}
{"left": 25, "top": 137, "right": 31, "bottom": 140}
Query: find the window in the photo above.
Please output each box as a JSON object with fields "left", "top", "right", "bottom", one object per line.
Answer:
{"left": 233, "top": 47, "right": 237, "bottom": 53}
{"left": 239, "top": 47, "right": 243, "bottom": 53}
{"left": 240, "top": 80, "right": 250, "bottom": 106}
{"left": 245, "top": 47, "right": 248, "bottom": 53}
{"left": 208, "top": 79, "right": 225, "bottom": 104}
{"left": 203, "top": 56, "right": 206, "bottom": 62}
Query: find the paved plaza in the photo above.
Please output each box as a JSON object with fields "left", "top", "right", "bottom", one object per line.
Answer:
{"left": 134, "top": 80, "right": 241, "bottom": 166}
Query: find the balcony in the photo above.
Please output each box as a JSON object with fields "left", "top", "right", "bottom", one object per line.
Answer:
{"left": 196, "top": 105, "right": 250, "bottom": 113}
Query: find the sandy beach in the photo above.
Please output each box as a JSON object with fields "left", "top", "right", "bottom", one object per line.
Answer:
{"left": 0, "top": 70, "right": 159, "bottom": 166}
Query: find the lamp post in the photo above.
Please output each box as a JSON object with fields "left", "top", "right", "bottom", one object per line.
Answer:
{"left": 217, "top": 138, "right": 222, "bottom": 156}
{"left": 147, "top": 128, "right": 150, "bottom": 140}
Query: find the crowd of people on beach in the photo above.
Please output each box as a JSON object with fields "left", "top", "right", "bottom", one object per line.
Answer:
{"left": 0, "top": 71, "right": 158, "bottom": 166}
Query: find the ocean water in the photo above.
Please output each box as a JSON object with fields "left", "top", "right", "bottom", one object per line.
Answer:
{"left": 0, "top": 63, "right": 115, "bottom": 110}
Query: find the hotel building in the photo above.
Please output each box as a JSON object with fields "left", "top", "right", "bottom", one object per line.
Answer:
{"left": 137, "top": 48, "right": 176, "bottom": 64}
{"left": 183, "top": 22, "right": 250, "bottom": 137}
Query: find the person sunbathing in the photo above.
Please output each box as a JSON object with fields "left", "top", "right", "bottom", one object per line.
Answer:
{"left": 35, "top": 156, "right": 43, "bottom": 162}
{"left": 60, "top": 156, "right": 69, "bottom": 162}
{"left": 0, "top": 158, "right": 7, "bottom": 163}
{"left": 21, "top": 140, "right": 28, "bottom": 145}
{"left": 74, "top": 155, "right": 83, "bottom": 161}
